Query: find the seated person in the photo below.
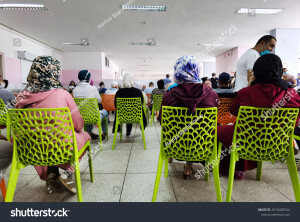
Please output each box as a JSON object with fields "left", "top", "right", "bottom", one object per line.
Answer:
{"left": 0, "top": 135, "right": 13, "bottom": 180}
{"left": 0, "top": 77, "right": 8, "bottom": 89}
{"left": 218, "top": 54, "right": 300, "bottom": 179}
{"left": 166, "top": 83, "right": 178, "bottom": 92}
{"left": 135, "top": 82, "right": 149, "bottom": 105}
{"left": 151, "top": 79, "right": 166, "bottom": 100}
{"left": 98, "top": 82, "right": 107, "bottom": 94}
{"left": 158, "top": 55, "right": 218, "bottom": 180}
{"left": 144, "top": 82, "right": 155, "bottom": 94}
{"left": 105, "top": 81, "right": 119, "bottom": 95}
{"left": 213, "top": 72, "right": 236, "bottom": 98}
{"left": 15, "top": 56, "right": 91, "bottom": 194}
{"left": 68, "top": 80, "right": 76, "bottom": 94}
{"left": 73, "top": 70, "right": 108, "bottom": 140}
{"left": 0, "top": 83, "right": 15, "bottom": 107}
{"left": 113, "top": 73, "right": 147, "bottom": 138}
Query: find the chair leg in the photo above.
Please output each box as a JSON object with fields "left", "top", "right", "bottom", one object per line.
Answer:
{"left": 140, "top": 121, "right": 146, "bottom": 150}
{"left": 286, "top": 150, "right": 300, "bottom": 202}
{"left": 120, "top": 123, "right": 123, "bottom": 141}
{"left": 256, "top": 161, "right": 263, "bottom": 181}
{"left": 5, "top": 165, "right": 20, "bottom": 202}
{"left": 98, "top": 121, "right": 102, "bottom": 151}
{"left": 74, "top": 159, "right": 83, "bottom": 202}
{"left": 0, "top": 178, "right": 6, "bottom": 201}
{"left": 151, "top": 107, "right": 154, "bottom": 126}
{"left": 105, "top": 117, "right": 109, "bottom": 141}
{"left": 205, "top": 160, "right": 209, "bottom": 182}
{"left": 212, "top": 160, "right": 222, "bottom": 202}
{"left": 87, "top": 143, "right": 94, "bottom": 183}
{"left": 112, "top": 121, "right": 119, "bottom": 150}
{"left": 152, "top": 153, "right": 164, "bottom": 202}
{"left": 226, "top": 150, "right": 237, "bottom": 202}
{"left": 7, "top": 124, "right": 10, "bottom": 140}
{"left": 164, "top": 158, "right": 168, "bottom": 178}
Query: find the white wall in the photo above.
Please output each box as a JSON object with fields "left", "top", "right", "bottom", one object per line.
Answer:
{"left": 62, "top": 52, "right": 102, "bottom": 70}
{"left": 0, "top": 24, "right": 62, "bottom": 92}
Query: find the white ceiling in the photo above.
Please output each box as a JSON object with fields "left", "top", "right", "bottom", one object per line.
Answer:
{"left": 0, "top": 0, "right": 300, "bottom": 76}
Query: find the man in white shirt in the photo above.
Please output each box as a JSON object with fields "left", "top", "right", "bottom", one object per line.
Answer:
{"left": 234, "top": 35, "right": 277, "bottom": 92}
{"left": 73, "top": 70, "right": 108, "bottom": 140}
{"left": 105, "top": 81, "right": 118, "bottom": 95}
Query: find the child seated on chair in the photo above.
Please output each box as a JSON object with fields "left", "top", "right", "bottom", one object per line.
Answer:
{"left": 14, "top": 56, "right": 91, "bottom": 194}
{"left": 158, "top": 55, "right": 218, "bottom": 180}
{"left": 217, "top": 54, "right": 300, "bottom": 179}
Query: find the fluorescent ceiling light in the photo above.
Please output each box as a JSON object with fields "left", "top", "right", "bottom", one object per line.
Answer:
{"left": 235, "top": 8, "right": 283, "bottom": 15}
{"left": 0, "top": 4, "right": 48, "bottom": 10}
{"left": 130, "top": 42, "right": 157, "bottom": 46}
{"left": 62, "top": 42, "right": 89, "bottom": 46}
{"left": 122, "top": 5, "right": 167, "bottom": 11}
{"left": 198, "top": 43, "right": 223, "bottom": 47}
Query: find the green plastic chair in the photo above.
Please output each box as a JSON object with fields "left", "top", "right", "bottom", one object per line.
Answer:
{"left": 144, "top": 102, "right": 150, "bottom": 123}
{"left": 112, "top": 97, "right": 146, "bottom": 150}
{"left": 150, "top": 95, "right": 163, "bottom": 126}
{"left": 222, "top": 106, "right": 300, "bottom": 202}
{"left": 74, "top": 98, "right": 108, "bottom": 149}
{"left": 0, "top": 99, "right": 11, "bottom": 139}
{"left": 5, "top": 108, "right": 93, "bottom": 202}
{"left": 152, "top": 106, "right": 222, "bottom": 202}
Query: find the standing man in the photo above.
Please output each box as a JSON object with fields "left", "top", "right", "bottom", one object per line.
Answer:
{"left": 163, "top": 74, "right": 172, "bottom": 86}
{"left": 234, "top": 35, "right": 277, "bottom": 92}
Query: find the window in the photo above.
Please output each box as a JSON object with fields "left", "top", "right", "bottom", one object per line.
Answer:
{"left": 105, "top": 57, "right": 110, "bottom": 67}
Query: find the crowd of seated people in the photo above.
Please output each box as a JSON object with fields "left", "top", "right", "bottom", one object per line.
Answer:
{"left": 1, "top": 50, "right": 300, "bottom": 199}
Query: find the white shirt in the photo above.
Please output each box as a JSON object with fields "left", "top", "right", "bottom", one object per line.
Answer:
{"left": 234, "top": 49, "right": 260, "bottom": 92}
{"left": 72, "top": 82, "right": 101, "bottom": 103}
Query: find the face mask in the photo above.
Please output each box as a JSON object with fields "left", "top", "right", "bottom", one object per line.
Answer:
{"left": 283, "top": 71, "right": 289, "bottom": 75}
{"left": 260, "top": 50, "right": 271, "bottom": 56}
{"left": 69, "top": 86, "right": 75, "bottom": 89}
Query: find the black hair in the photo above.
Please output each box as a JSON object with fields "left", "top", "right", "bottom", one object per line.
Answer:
{"left": 99, "top": 82, "right": 105, "bottom": 87}
{"left": 69, "top": 80, "right": 76, "bottom": 86}
{"left": 149, "top": 82, "right": 154, "bottom": 86}
{"left": 255, "top": 35, "right": 277, "bottom": 46}
{"left": 3, "top": 80, "right": 8, "bottom": 88}
{"left": 166, "top": 74, "right": 170, "bottom": 78}
{"left": 201, "top": 77, "right": 208, "bottom": 83}
{"left": 157, "top": 79, "right": 165, "bottom": 90}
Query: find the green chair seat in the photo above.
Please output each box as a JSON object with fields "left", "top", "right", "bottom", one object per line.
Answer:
{"left": 222, "top": 106, "right": 300, "bottom": 202}
{"left": 150, "top": 95, "right": 163, "bottom": 126}
{"left": 5, "top": 108, "right": 93, "bottom": 202}
{"left": 112, "top": 97, "right": 146, "bottom": 150}
{"left": 152, "top": 106, "right": 222, "bottom": 202}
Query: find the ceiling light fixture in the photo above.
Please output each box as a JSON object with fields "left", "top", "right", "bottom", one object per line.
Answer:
{"left": 62, "top": 38, "right": 89, "bottom": 46}
{"left": 235, "top": 8, "right": 283, "bottom": 15}
{"left": 122, "top": 5, "right": 167, "bottom": 11}
{"left": 0, "top": 3, "right": 48, "bottom": 10}
{"left": 198, "top": 43, "right": 223, "bottom": 47}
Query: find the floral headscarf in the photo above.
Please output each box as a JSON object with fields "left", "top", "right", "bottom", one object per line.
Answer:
{"left": 27, "top": 56, "right": 62, "bottom": 92}
{"left": 174, "top": 55, "right": 200, "bottom": 84}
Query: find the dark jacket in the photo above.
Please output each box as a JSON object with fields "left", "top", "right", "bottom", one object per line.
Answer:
{"left": 158, "top": 83, "right": 218, "bottom": 121}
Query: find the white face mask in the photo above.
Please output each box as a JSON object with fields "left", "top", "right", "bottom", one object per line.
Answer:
{"left": 69, "top": 86, "right": 75, "bottom": 89}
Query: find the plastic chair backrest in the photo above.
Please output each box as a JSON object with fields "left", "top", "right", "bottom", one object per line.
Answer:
{"left": 153, "top": 95, "right": 163, "bottom": 112}
{"left": 101, "top": 94, "right": 116, "bottom": 111}
{"left": 233, "top": 106, "right": 299, "bottom": 161}
{"left": 116, "top": 98, "right": 143, "bottom": 124}
{"left": 74, "top": 98, "right": 100, "bottom": 125}
{"left": 8, "top": 108, "right": 75, "bottom": 166}
{"left": 146, "top": 94, "right": 151, "bottom": 106}
{"left": 217, "top": 98, "right": 236, "bottom": 125}
{"left": 0, "top": 99, "right": 8, "bottom": 126}
{"left": 161, "top": 106, "right": 217, "bottom": 161}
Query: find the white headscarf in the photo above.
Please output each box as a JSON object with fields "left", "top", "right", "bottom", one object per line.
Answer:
{"left": 123, "top": 73, "right": 134, "bottom": 88}
{"left": 111, "top": 81, "right": 118, "bottom": 88}
{"left": 134, "top": 82, "right": 143, "bottom": 90}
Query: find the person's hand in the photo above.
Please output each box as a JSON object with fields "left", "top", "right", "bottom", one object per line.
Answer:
{"left": 248, "top": 74, "right": 255, "bottom": 87}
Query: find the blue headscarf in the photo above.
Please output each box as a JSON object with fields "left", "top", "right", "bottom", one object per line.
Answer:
{"left": 174, "top": 55, "right": 200, "bottom": 84}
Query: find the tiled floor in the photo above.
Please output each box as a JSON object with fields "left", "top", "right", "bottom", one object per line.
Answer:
{"left": 1, "top": 114, "right": 300, "bottom": 202}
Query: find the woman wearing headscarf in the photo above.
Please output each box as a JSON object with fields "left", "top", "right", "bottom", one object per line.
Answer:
{"left": 135, "top": 82, "right": 149, "bottom": 105}
{"left": 217, "top": 54, "right": 300, "bottom": 179}
{"left": 15, "top": 56, "right": 91, "bottom": 194}
{"left": 113, "top": 73, "right": 147, "bottom": 138}
{"left": 158, "top": 55, "right": 218, "bottom": 180}
{"left": 68, "top": 80, "right": 76, "bottom": 94}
